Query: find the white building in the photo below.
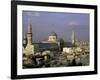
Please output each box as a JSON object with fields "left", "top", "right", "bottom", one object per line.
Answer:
{"left": 63, "top": 48, "right": 73, "bottom": 53}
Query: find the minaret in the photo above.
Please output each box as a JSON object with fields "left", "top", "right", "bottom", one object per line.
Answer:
{"left": 72, "top": 31, "right": 75, "bottom": 45}
{"left": 27, "top": 23, "right": 32, "bottom": 45}
{"left": 23, "top": 34, "right": 27, "bottom": 45}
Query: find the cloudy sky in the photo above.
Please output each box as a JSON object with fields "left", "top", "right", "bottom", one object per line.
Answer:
{"left": 22, "top": 11, "right": 90, "bottom": 42}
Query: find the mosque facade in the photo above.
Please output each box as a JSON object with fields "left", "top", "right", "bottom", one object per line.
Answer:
{"left": 22, "top": 23, "right": 89, "bottom": 68}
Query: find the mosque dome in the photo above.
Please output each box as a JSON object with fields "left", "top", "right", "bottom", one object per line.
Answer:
{"left": 50, "top": 32, "right": 57, "bottom": 37}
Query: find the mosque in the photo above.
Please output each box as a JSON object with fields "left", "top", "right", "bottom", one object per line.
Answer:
{"left": 22, "top": 23, "right": 77, "bottom": 57}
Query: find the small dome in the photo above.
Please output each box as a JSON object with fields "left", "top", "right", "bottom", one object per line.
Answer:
{"left": 50, "top": 32, "right": 57, "bottom": 36}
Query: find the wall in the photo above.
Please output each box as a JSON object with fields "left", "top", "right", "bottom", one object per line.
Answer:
{"left": 0, "top": 0, "right": 99, "bottom": 80}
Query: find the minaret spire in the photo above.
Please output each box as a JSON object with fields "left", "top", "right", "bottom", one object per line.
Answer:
{"left": 72, "top": 31, "right": 75, "bottom": 45}
{"left": 28, "top": 23, "right": 32, "bottom": 33}
{"left": 27, "top": 23, "right": 33, "bottom": 45}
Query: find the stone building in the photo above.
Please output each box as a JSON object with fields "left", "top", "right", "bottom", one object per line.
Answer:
{"left": 48, "top": 32, "right": 58, "bottom": 42}
{"left": 42, "top": 32, "right": 59, "bottom": 43}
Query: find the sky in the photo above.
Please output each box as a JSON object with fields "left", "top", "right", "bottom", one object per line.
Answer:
{"left": 22, "top": 11, "right": 90, "bottom": 42}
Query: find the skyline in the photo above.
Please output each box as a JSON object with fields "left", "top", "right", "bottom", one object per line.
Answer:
{"left": 22, "top": 11, "right": 90, "bottom": 42}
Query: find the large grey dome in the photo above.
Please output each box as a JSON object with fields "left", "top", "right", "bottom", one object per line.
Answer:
{"left": 50, "top": 32, "right": 57, "bottom": 36}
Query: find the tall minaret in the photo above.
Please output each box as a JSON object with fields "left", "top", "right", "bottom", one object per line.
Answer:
{"left": 27, "top": 23, "right": 32, "bottom": 45}
{"left": 72, "top": 31, "right": 75, "bottom": 45}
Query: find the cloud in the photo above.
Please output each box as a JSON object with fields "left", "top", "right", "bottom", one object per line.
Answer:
{"left": 26, "top": 12, "right": 40, "bottom": 17}
{"left": 33, "top": 12, "right": 40, "bottom": 16}
{"left": 68, "top": 21, "right": 79, "bottom": 26}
